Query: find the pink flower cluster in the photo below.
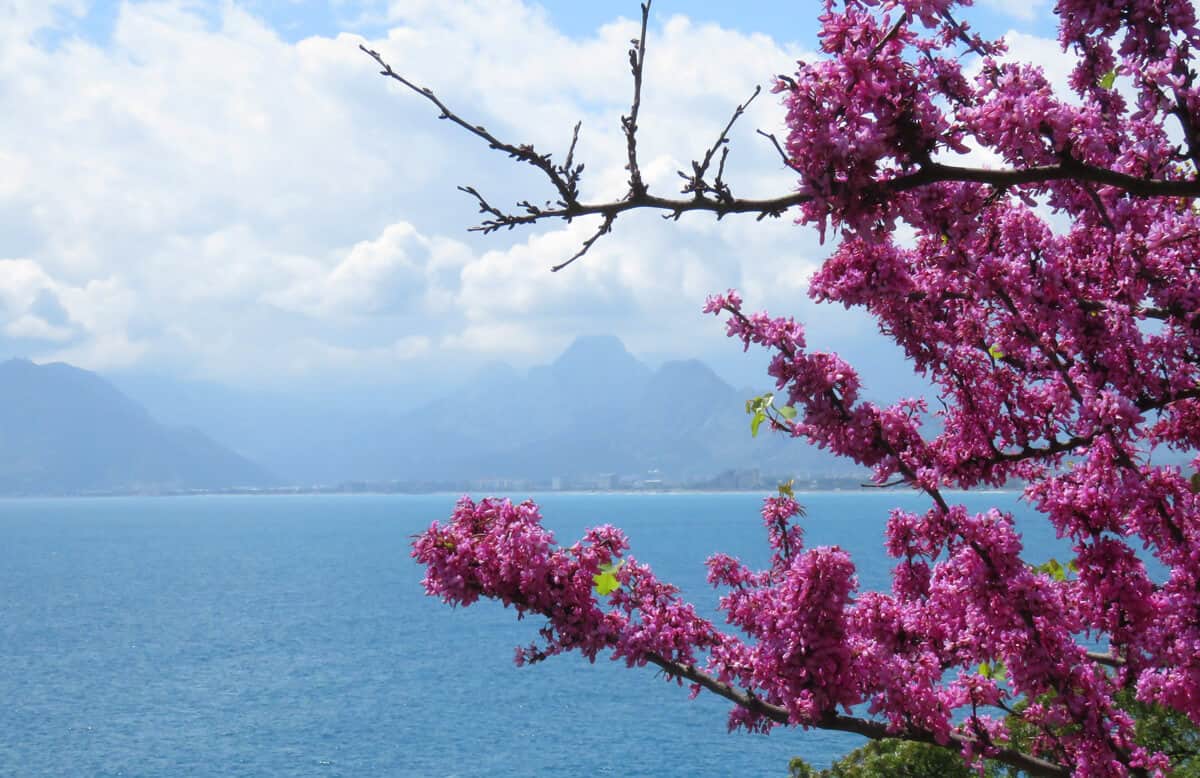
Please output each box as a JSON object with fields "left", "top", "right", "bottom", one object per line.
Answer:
{"left": 414, "top": 1, "right": 1200, "bottom": 775}
{"left": 412, "top": 496, "right": 721, "bottom": 669}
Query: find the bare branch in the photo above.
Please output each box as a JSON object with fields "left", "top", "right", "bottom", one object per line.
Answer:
{"left": 465, "top": 190, "right": 808, "bottom": 230}
{"left": 362, "top": 35, "right": 1200, "bottom": 272}
{"left": 681, "top": 86, "right": 762, "bottom": 201}
{"left": 457, "top": 185, "right": 513, "bottom": 230}
{"left": 358, "top": 43, "right": 582, "bottom": 210}
{"left": 871, "top": 12, "right": 908, "bottom": 58}
{"left": 863, "top": 478, "right": 909, "bottom": 488}
{"left": 756, "top": 129, "right": 803, "bottom": 173}
{"left": 623, "top": 2, "right": 651, "bottom": 199}
{"left": 938, "top": 8, "right": 990, "bottom": 58}
{"left": 562, "top": 121, "right": 584, "bottom": 200}
{"left": 551, "top": 213, "right": 616, "bottom": 273}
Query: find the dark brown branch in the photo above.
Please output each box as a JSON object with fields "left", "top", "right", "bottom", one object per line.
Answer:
{"left": 359, "top": 44, "right": 581, "bottom": 210}
{"left": 863, "top": 478, "right": 909, "bottom": 488}
{"left": 456, "top": 156, "right": 1200, "bottom": 233}
{"left": 1169, "top": 53, "right": 1200, "bottom": 169}
{"left": 872, "top": 12, "right": 908, "bottom": 58}
{"left": 681, "top": 86, "right": 762, "bottom": 201}
{"left": 643, "top": 653, "right": 1070, "bottom": 778}
{"left": 361, "top": 41, "right": 1200, "bottom": 267}
{"left": 756, "top": 129, "right": 803, "bottom": 173}
{"left": 1137, "top": 385, "right": 1200, "bottom": 410}
{"left": 623, "top": 2, "right": 651, "bottom": 199}
{"left": 951, "top": 384, "right": 1199, "bottom": 474}
{"left": 551, "top": 213, "right": 616, "bottom": 272}
{"left": 1081, "top": 182, "right": 1116, "bottom": 230}
{"left": 980, "top": 432, "right": 1092, "bottom": 465}
{"left": 458, "top": 184, "right": 498, "bottom": 217}
{"left": 467, "top": 190, "right": 808, "bottom": 230}
{"left": 938, "top": 9, "right": 990, "bottom": 58}
{"left": 918, "top": 159, "right": 1200, "bottom": 197}
{"left": 562, "top": 121, "right": 585, "bottom": 201}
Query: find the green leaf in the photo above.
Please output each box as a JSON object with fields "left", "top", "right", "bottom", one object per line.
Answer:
{"left": 987, "top": 344, "right": 1005, "bottom": 360}
{"left": 778, "top": 479, "right": 795, "bottom": 499}
{"left": 1098, "top": 69, "right": 1117, "bottom": 90}
{"left": 593, "top": 560, "right": 624, "bottom": 596}
{"left": 746, "top": 393, "right": 795, "bottom": 437}
{"left": 1190, "top": 471, "right": 1200, "bottom": 494}
{"left": 746, "top": 392, "right": 772, "bottom": 415}
{"left": 1035, "top": 558, "right": 1068, "bottom": 581}
{"left": 978, "top": 659, "right": 1007, "bottom": 681}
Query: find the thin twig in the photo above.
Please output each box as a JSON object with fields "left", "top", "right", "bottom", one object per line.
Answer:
{"left": 623, "top": 2, "right": 651, "bottom": 199}
{"left": 359, "top": 44, "right": 580, "bottom": 209}
{"left": 551, "top": 213, "right": 616, "bottom": 272}
{"left": 682, "top": 85, "right": 762, "bottom": 200}
{"left": 863, "top": 479, "right": 909, "bottom": 488}
{"left": 871, "top": 12, "right": 908, "bottom": 58}
{"left": 938, "top": 8, "right": 990, "bottom": 58}
{"left": 756, "top": 129, "right": 803, "bottom": 173}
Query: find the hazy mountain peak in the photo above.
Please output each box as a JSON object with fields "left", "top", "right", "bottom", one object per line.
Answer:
{"left": 555, "top": 333, "right": 631, "bottom": 359}
{"left": 0, "top": 356, "right": 34, "bottom": 371}
{"left": 550, "top": 335, "right": 649, "bottom": 381}
{"left": 655, "top": 359, "right": 726, "bottom": 384}
{"left": 0, "top": 359, "right": 273, "bottom": 494}
{"left": 1, "top": 358, "right": 150, "bottom": 420}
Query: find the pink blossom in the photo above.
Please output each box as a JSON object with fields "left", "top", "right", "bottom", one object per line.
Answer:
{"left": 413, "top": 2, "right": 1200, "bottom": 774}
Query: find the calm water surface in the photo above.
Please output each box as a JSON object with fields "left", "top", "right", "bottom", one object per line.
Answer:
{"left": 0, "top": 491, "right": 1054, "bottom": 777}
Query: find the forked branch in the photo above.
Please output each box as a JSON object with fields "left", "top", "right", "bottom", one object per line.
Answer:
{"left": 362, "top": 4, "right": 1200, "bottom": 270}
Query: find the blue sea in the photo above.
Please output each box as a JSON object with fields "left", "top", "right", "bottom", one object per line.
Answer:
{"left": 0, "top": 491, "right": 1063, "bottom": 777}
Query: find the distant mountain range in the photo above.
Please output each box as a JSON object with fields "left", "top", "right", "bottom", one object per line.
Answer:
{"left": 0, "top": 359, "right": 274, "bottom": 495}
{"left": 116, "top": 335, "right": 850, "bottom": 486}
{"left": 366, "top": 334, "right": 830, "bottom": 483}
{"left": 0, "top": 337, "right": 855, "bottom": 495}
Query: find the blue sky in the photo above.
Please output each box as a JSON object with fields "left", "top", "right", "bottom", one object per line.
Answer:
{"left": 56, "top": 1, "right": 1055, "bottom": 45}
{"left": 0, "top": 1, "right": 1064, "bottom": 406}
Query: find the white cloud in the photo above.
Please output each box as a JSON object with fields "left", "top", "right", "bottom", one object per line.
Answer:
{"left": 4, "top": 314, "right": 73, "bottom": 342}
{"left": 264, "top": 222, "right": 466, "bottom": 318}
{"left": 1003, "top": 30, "right": 1075, "bottom": 99}
{"left": 0, "top": 0, "right": 840, "bottom": 390}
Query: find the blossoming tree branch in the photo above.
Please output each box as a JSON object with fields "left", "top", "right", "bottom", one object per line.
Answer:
{"left": 364, "top": 1, "right": 1200, "bottom": 775}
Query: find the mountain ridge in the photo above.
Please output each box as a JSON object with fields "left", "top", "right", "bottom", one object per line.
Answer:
{"left": 110, "top": 336, "right": 848, "bottom": 485}
{"left": 0, "top": 358, "right": 276, "bottom": 495}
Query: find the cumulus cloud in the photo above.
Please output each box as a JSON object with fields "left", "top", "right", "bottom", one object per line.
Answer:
{"left": 0, "top": 261, "right": 76, "bottom": 343}
{"left": 265, "top": 222, "right": 470, "bottom": 318}
{"left": 0, "top": 0, "right": 906, "bottom": 393}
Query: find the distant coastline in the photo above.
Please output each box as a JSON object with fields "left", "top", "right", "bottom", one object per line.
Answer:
{"left": 0, "top": 478, "right": 1026, "bottom": 499}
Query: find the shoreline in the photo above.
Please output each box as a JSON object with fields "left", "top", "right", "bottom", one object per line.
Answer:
{"left": 0, "top": 485, "right": 1026, "bottom": 499}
